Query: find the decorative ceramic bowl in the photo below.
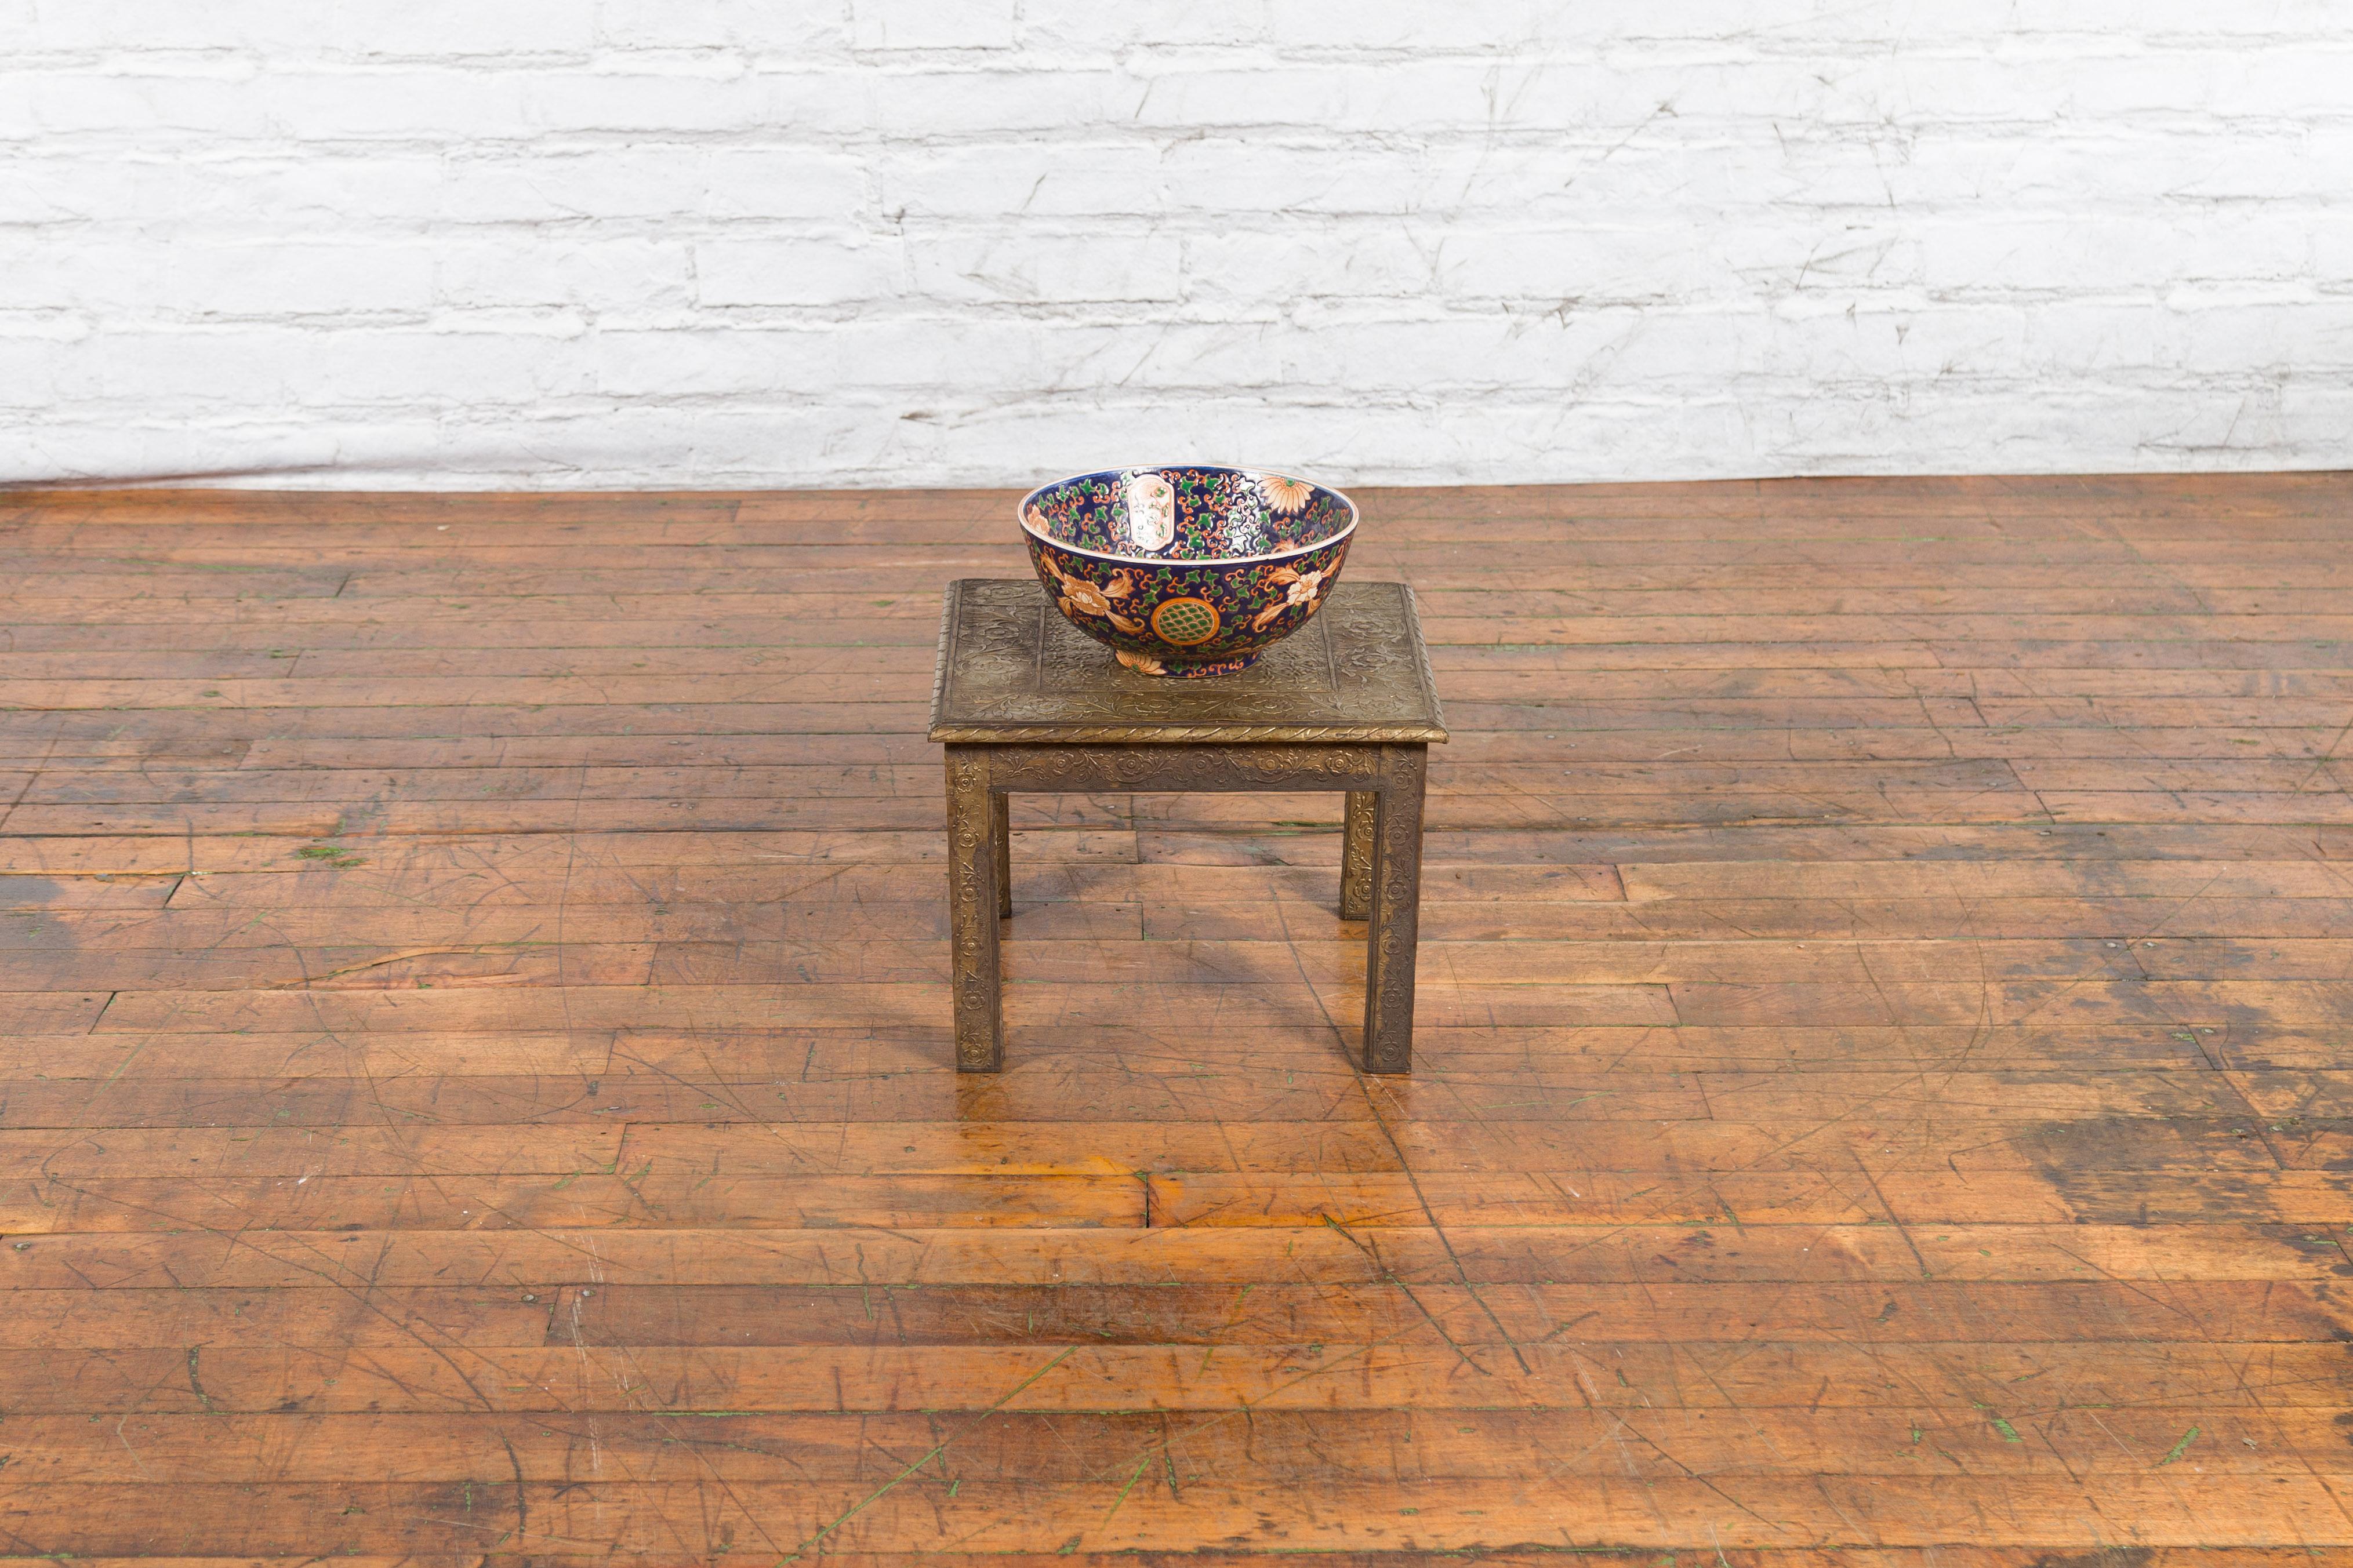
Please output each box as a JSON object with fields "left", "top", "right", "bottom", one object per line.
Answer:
{"left": 1018, "top": 464, "right": 1357, "bottom": 677}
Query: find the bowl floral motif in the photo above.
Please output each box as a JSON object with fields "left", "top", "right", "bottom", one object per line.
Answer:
{"left": 1018, "top": 465, "right": 1357, "bottom": 678}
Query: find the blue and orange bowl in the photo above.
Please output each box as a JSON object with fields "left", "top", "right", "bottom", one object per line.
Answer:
{"left": 1018, "top": 464, "right": 1357, "bottom": 678}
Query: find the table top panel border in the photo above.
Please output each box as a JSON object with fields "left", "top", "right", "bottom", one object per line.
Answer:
{"left": 927, "top": 578, "right": 1449, "bottom": 745}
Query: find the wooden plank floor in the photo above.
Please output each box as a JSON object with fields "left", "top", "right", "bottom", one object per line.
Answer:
{"left": 1, "top": 475, "right": 2350, "bottom": 1565}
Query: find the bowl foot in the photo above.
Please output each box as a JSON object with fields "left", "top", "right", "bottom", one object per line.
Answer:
{"left": 1119, "top": 649, "right": 1262, "bottom": 678}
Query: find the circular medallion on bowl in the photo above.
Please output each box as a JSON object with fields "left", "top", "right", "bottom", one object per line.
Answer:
{"left": 1018, "top": 465, "right": 1356, "bottom": 677}
{"left": 1150, "top": 596, "right": 1221, "bottom": 646}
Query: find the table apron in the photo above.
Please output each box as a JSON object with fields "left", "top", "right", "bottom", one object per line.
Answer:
{"left": 975, "top": 743, "right": 1395, "bottom": 792}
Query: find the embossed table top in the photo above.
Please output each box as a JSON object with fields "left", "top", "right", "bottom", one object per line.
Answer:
{"left": 928, "top": 579, "right": 1448, "bottom": 744}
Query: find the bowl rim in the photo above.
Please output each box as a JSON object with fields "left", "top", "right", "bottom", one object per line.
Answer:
{"left": 1017, "top": 463, "right": 1359, "bottom": 567}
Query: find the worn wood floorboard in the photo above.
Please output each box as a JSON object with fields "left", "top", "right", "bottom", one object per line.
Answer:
{"left": 1, "top": 474, "right": 2350, "bottom": 1562}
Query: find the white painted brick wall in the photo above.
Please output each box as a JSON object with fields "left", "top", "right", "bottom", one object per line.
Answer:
{"left": 2, "top": 0, "right": 2349, "bottom": 488}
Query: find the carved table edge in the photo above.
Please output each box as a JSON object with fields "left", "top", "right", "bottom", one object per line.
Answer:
{"left": 927, "top": 723, "right": 1451, "bottom": 744}
{"left": 925, "top": 583, "right": 965, "bottom": 737}
{"left": 1396, "top": 581, "right": 1448, "bottom": 736}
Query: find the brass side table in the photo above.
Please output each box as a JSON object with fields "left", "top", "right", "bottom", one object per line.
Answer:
{"left": 928, "top": 579, "right": 1448, "bottom": 1074}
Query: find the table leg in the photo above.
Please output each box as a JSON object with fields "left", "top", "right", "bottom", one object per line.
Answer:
{"left": 1361, "top": 745, "right": 1427, "bottom": 1074}
{"left": 945, "top": 746, "right": 1004, "bottom": 1071}
{"left": 1341, "top": 790, "right": 1375, "bottom": 921}
{"left": 992, "top": 791, "right": 1012, "bottom": 918}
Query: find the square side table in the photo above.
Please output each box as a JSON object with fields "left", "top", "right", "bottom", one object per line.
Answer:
{"left": 927, "top": 579, "right": 1448, "bottom": 1074}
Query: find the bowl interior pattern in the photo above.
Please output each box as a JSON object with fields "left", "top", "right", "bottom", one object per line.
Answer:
{"left": 1021, "top": 466, "right": 1352, "bottom": 562}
